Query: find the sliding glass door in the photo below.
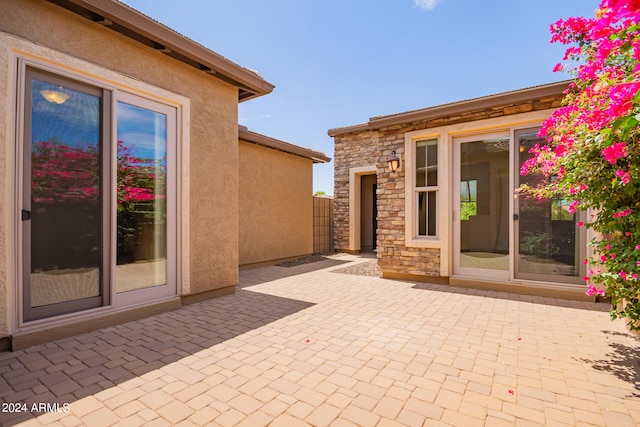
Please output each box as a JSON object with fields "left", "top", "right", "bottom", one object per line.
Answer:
{"left": 515, "top": 128, "right": 584, "bottom": 283}
{"left": 453, "top": 128, "right": 584, "bottom": 284}
{"left": 23, "top": 68, "right": 109, "bottom": 321}
{"left": 21, "top": 65, "right": 176, "bottom": 322}
{"left": 453, "top": 132, "right": 510, "bottom": 278}
{"left": 115, "top": 95, "right": 176, "bottom": 305}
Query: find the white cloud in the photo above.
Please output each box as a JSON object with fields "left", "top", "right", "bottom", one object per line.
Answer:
{"left": 414, "top": 0, "right": 441, "bottom": 11}
{"left": 261, "top": 114, "right": 274, "bottom": 119}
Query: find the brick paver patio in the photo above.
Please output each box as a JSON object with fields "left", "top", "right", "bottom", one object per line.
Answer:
{"left": 1, "top": 254, "right": 639, "bottom": 426}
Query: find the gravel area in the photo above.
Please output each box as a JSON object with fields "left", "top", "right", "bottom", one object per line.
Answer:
{"left": 276, "top": 253, "right": 381, "bottom": 277}
{"left": 330, "top": 259, "right": 381, "bottom": 277}
{"left": 276, "top": 254, "right": 337, "bottom": 267}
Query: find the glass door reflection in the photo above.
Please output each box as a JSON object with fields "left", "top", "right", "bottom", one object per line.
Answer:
{"left": 516, "top": 129, "right": 583, "bottom": 282}
{"left": 115, "top": 102, "right": 167, "bottom": 293}
{"left": 457, "top": 134, "right": 510, "bottom": 273}
{"left": 24, "top": 71, "right": 105, "bottom": 321}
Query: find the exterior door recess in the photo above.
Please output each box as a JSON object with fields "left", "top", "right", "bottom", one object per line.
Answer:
{"left": 360, "top": 175, "right": 377, "bottom": 252}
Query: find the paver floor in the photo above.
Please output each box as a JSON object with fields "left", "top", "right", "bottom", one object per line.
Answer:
{"left": 1, "top": 254, "right": 639, "bottom": 426}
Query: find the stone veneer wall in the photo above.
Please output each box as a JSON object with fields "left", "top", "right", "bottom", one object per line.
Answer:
{"left": 333, "top": 130, "right": 379, "bottom": 251}
{"left": 333, "top": 95, "right": 564, "bottom": 278}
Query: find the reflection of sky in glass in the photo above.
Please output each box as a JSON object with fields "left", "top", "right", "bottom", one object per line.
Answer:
{"left": 31, "top": 79, "right": 99, "bottom": 148}
{"left": 117, "top": 102, "right": 167, "bottom": 165}
{"left": 460, "top": 180, "right": 477, "bottom": 201}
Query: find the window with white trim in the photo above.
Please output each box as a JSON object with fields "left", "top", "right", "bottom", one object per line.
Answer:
{"left": 415, "top": 138, "right": 438, "bottom": 237}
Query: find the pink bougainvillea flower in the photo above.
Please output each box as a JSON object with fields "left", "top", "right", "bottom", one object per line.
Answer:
{"left": 615, "top": 170, "right": 631, "bottom": 185}
{"left": 586, "top": 284, "right": 606, "bottom": 297}
{"left": 606, "top": 83, "right": 640, "bottom": 121}
{"left": 602, "top": 0, "right": 640, "bottom": 23}
{"left": 569, "top": 184, "right": 588, "bottom": 195}
{"left": 568, "top": 200, "right": 579, "bottom": 214}
{"left": 602, "top": 142, "right": 627, "bottom": 164}
{"left": 620, "top": 270, "right": 628, "bottom": 281}
{"left": 577, "top": 221, "right": 585, "bottom": 227}
{"left": 508, "top": 389, "right": 515, "bottom": 395}
{"left": 554, "top": 144, "right": 568, "bottom": 157}
{"left": 612, "top": 208, "right": 633, "bottom": 218}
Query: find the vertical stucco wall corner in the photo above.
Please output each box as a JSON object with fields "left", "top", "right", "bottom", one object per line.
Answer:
{"left": 188, "top": 87, "right": 240, "bottom": 294}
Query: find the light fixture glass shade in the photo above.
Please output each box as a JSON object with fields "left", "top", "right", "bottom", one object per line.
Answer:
{"left": 387, "top": 151, "right": 400, "bottom": 172}
{"left": 40, "top": 89, "right": 69, "bottom": 104}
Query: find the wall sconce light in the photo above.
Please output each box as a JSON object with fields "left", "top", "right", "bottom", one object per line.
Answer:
{"left": 40, "top": 87, "right": 69, "bottom": 104}
{"left": 387, "top": 150, "right": 400, "bottom": 172}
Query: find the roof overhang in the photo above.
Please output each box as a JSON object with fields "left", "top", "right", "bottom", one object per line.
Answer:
{"left": 239, "top": 126, "right": 330, "bottom": 164}
{"left": 46, "top": 0, "right": 275, "bottom": 102}
{"left": 328, "top": 80, "right": 571, "bottom": 137}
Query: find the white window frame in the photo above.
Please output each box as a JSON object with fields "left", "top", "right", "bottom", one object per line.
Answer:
{"left": 414, "top": 138, "right": 439, "bottom": 239}
{"left": 404, "top": 132, "right": 444, "bottom": 249}
{"left": 113, "top": 91, "right": 178, "bottom": 308}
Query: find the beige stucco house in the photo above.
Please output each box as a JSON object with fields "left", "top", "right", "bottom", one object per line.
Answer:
{"left": 0, "top": 0, "right": 328, "bottom": 351}
{"left": 330, "top": 81, "right": 596, "bottom": 301}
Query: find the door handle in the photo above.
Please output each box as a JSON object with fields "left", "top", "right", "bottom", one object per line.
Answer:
{"left": 21, "top": 210, "right": 31, "bottom": 221}
{"left": 513, "top": 213, "right": 519, "bottom": 220}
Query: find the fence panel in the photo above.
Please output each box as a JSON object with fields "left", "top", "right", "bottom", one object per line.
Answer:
{"left": 313, "top": 196, "right": 334, "bottom": 254}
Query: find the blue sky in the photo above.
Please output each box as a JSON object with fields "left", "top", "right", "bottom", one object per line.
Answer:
{"left": 120, "top": 0, "right": 598, "bottom": 195}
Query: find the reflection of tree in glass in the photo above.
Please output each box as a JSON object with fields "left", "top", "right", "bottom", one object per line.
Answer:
{"left": 31, "top": 139, "right": 101, "bottom": 269}
{"left": 117, "top": 139, "right": 166, "bottom": 264}
{"left": 31, "top": 139, "right": 166, "bottom": 207}
{"left": 30, "top": 139, "right": 167, "bottom": 265}
{"left": 31, "top": 138, "right": 99, "bottom": 204}
{"left": 117, "top": 139, "right": 166, "bottom": 209}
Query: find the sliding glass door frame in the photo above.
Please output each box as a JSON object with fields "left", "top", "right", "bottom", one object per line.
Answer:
{"left": 18, "top": 61, "right": 177, "bottom": 325}
{"left": 21, "top": 66, "right": 112, "bottom": 321}
{"left": 513, "top": 127, "right": 586, "bottom": 284}
{"left": 452, "top": 126, "right": 586, "bottom": 284}
{"left": 452, "top": 131, "right": 511, "bottom": 279}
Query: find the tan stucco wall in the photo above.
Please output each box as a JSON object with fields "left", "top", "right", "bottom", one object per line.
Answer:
{"left": 238, "top": 140, "right": 313, "bottom": 266}
{"left": 0, "top": 0, "right": 240, "bottom": 336}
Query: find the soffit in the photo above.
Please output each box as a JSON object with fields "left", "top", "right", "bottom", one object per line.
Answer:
{"left": 46, "top": 0, "right": 275, "bottom": 102}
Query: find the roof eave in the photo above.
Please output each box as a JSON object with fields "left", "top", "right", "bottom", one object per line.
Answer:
{"left": 239, "top": 126, "right": 331, "bottom": 164}
{"left": 327, "top": 123, "right": 369, "bottom": 137}
{"left": 328, "top": 80, "right": 571, "bottom": 137}
{"left": 371, "top": 80, "right": 570, "bottom": 129}
{"left": 48, "top": 0, "right": 275, "bottom": 101}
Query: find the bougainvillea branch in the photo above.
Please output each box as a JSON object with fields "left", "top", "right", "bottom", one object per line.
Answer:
{"left": 520, "top": 0, "right": 640, "bottom": 329}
